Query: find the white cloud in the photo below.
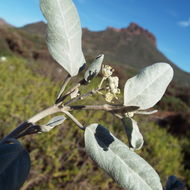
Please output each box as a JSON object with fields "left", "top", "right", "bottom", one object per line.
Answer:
{"left": 178, "top": 18, "right": 190, "bottom": 27}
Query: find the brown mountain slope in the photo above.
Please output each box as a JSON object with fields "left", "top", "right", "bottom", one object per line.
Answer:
{"left": 21, "top": 21, "right": 46, "bottom": 37}
{"left": 82, "top": 25, "right": 190, "bottom": 88}
{"left": 19, "top": 21, "right": 190, "bottom": 87}
{"left": 0, "top": 20, "right": 189, "bottom": 87}
{"left": 1, "top": 19, "right": 190, "bottom": 189}
{"left": 0, "top": 22, "right": 65, "bottom": 81}
{"left": 0, "top": 18, "right": 11, "bottom": 28}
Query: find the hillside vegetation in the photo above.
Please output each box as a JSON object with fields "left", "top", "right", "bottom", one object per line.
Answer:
{"left": 21, "top": 22, "right": 190, "bottom": 88}
{"left": 1, "top": 20, "right": 190, "bottom": 87}
{"left": 0, "top": 19, "right": 190, "bottom": 189}
{"left": 0, "top": 56, "right": 189, "bottom": 189}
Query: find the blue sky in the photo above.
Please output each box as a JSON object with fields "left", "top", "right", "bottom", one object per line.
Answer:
{"left": 0, "top": 0, "right": 189, "bottom": 73}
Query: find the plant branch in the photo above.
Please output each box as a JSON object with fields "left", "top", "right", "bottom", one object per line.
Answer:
{"left": 28, "top": 105, "right": 61, "bottom": 123}
{"left": 55, "top": 74, "right": 72, "bottom": 104}
{"left": 1, "top": 105, "right": 67, "bottom": 142}
{"left": 1, "top": 93, "right": 138, "bottom": 142}
{"left": 62, "top": 111, "right": 85, "bottom": 130}
{"left": 55, "top": 79, "right": 87, "bottom": 104}
{"left": 66, "top": 104, "right": 139, "bottom": 113}
{"left": 15, "top": 125, "right": 41, "bottom": 139}
{"left": 0, "top": 122, "right": 32, "bottom": 143}
{"left": 98, "top": 77, "right": 106, "bottom": 89}
{"left": 57, "top": 77, "right": 106, "bottom": 106}
{"left": 64, "top": 87, "right": 103, "bottom": 106}
{"left": 111, "top": 112, "right": 123, "bottom": 119}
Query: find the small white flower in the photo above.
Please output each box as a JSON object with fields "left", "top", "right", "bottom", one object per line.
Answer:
{"left": 109, "top": 76, "right": 119, "bottom": 86}
{"left": 107, "top": 76, "right": 120, "bottom": 100}
{"left": 125, "top": 112, "right": 134, "bottom": 118}
{"left": 105, "top": 92, "right": 114, "bottom": 103}
{"left": 0, "top": 56, "right": 7, "bottom": 62}
{"left": 102, "top": 65, "right": 114, "bottom": 78}
{"left": 108, "top": 76, "right": 119, "bottom": 93}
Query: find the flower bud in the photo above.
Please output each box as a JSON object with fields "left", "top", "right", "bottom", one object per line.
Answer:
{"left": 102, "top": 65, "right": 114, "bottom": 78}
{"left": 105, "top": 92, "right": 114, "bottom": 103}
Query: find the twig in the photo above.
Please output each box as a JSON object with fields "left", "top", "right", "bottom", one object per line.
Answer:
{"left": 64, "top": 88, "right": 101, "bottom": 106}
{"left": 63, "top": 76, "right": 107, "bottom": 106}
{"left": 15, "top": 125, "right": 41, "bottom": 139}
{"left": 28, "top": 105, "right": 61, "bottom": 123}
{"left": 0, "top": 122, "right": 32, "bottom": 143}
{"left": 1, "top": 105, "right": 65, "bottom": 142}
{"left": 134, "top": 110, "right": 158, "bottom": 115}
{"left": 112, "top": 113, "right": 123, "bottom": 119}
{"left": 64, "top": 77, "right": 109, "bottom": 106}
{"left": 62, "top": 111, "right": 85, "bottom": 130}
{"left": 55, "top": 78, "right": 88, "bottom": 104}
{"left": 55, "top": 74, "right": 72, "bottom": 103}
{"left": 1, "top": 102, "right": 138, "bottom": 142}
{"left": 66, "top": 104, "right": 139, "bottom": 113}
{"left": 98, "top": 77, "right": 106, "bottom": 89}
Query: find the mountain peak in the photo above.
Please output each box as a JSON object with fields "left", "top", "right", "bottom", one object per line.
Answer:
{"left": 21, "top": 21, "right": 47, "bottom": 36}
{"left": 23, "top": 21, "right": 46, "bottom": 27}
{"left": 107, "top": 26, "right": 122, "bottom": 32}
{"left": 106, "top": 23, "right": 156, "bottom": 47}
{"left": 127, "top": 22, "right": 156, "bottom": 46}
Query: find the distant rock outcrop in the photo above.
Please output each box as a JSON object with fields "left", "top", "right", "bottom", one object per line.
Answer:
{"left": 107, "top": 22, "right": 156, "bottom": 47}
{"left": 126, "top": 23, "right": 156, "bottom": 47}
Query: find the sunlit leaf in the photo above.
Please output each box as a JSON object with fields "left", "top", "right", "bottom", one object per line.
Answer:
{"left": 0, "top": 139, "right": 30, "bottom": 190}
{"left": 84, "top": 54, "right": 104, "bottom": 82}
{"left": 46, "top": 115, "right": 66, "bottom": 127}
{"left": 40, "top": 0, "right": 85, "bottom": 76}
{"left": 122, "top": 117, "right": 144, "bottom": 150}
{"left": 41, "top": 115, "right": 66, "bottom": 132}
{"left": 85, "top": 123, "right": 162, "bottom": 190}
{"left": 124, "top": 63, "right": 174, "bottom": 110}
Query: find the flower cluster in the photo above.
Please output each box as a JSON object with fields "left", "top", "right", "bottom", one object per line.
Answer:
{"left": 101, "top": 65, "right": 120, "bottom": 103}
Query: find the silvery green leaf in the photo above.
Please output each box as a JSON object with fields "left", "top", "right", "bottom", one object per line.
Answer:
{"left": 124, "top": 63, "right": 174, "bottom": 110}
{"left": 40, "top": 0, "right": 85, "bottom": 76}
{"left": 122, "top": 117, "right": 144, "bottom": 150}
{"left": 84, "top": 54, "right": 104, "bottom": 82}
{"left": 0, "top": 139, "right": 30, "bottom": 190}
{"left": 85, "top": 123, "right": 162, "bottom": 190}
{"left": 47, "top": 115, "right": 66, "bottom": 127}
{"left": 41, "top": 115, "right": 66, "bottom": 132}
{"left": 165, "top": 176, "right": 185, "bottom": 190}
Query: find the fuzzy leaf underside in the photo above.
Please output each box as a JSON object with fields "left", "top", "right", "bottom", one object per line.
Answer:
{"left": 46, "top": 115, "right": 66, "bottom": 127}
{"left": 40, "top": 0, "right": 85, "bottom": 76}
{"left": 84, "top": 54, "right": 104, "bottom": 82}
{"left": 123, "top": 117, "right": 144, "bottom": 150}
{"left": 85, "top": 124, "right": 162, "bottom": 190}
{"left": 124, "top": 63, "right": 174, "bottom": 110}
{"left": 40, "top": 115, "right": 66, "bottom": 132}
